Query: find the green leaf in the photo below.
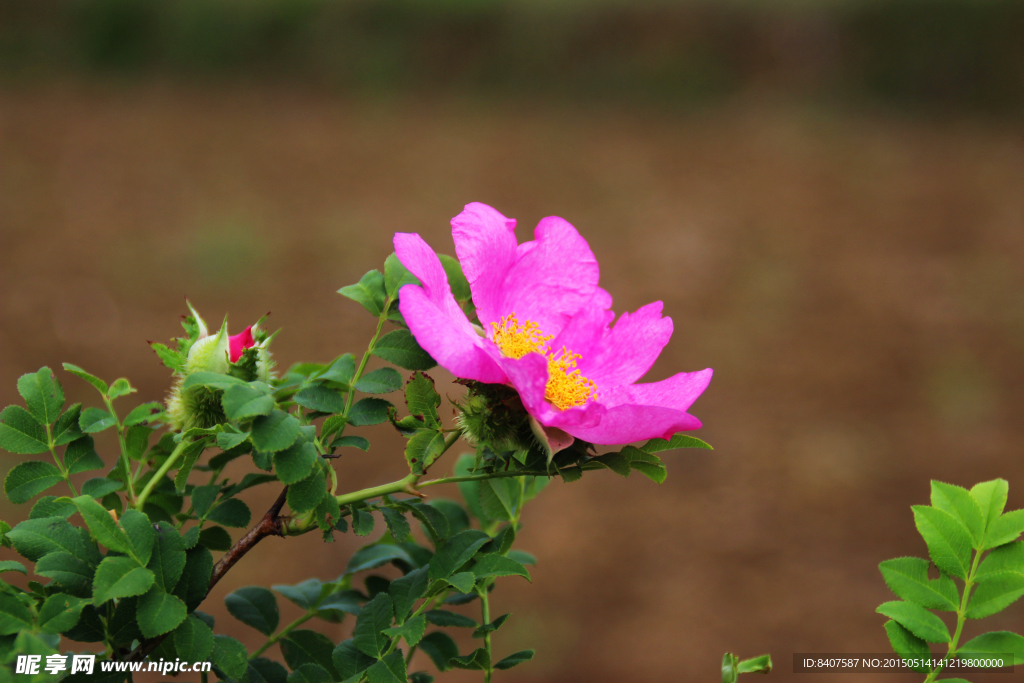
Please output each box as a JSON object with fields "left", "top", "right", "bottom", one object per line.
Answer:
{"left": 37, "top": 593, "right": 86, "bottom": 634}
{"left": 882, "top": 620, "right": 931, "bottom": 673}
{"left": 876, "top": 600, "right": 951, "bottom": 643}
{"left": 429, "top": 529, "right": 490, "bottom": 580}
{"left": 356, "top": 367, "right": 403, "bottom": 394}
{"left": 932, "top": 481, "right": 985, "bottom": 547}
{"left": 287, "top": 664, "right": 333, "bottom": 683}
{"left": 472, "top": 613, "right": 510, "bottom": 638}
{"left": 4, "top": 461, "right": 63, "bottom": 504}
{"left": 191, "top": 484, "right": 220, "bottom": 519}
{"left": 366, "top": 651, "right": 407, "bottom": 683}
{"left": 331, "top": 435, "right": 370, "bottom": 451}
{"left": 913, "top": 505, "right": 973, "bottom": 579}
{"left": 274, "top": 440, "right": 319, "bottom": 485}
{"left": 958, "top": 631, "right": 1024, "bottom": 665}
{"left": 879, "top": 557, "right": 959, "bottom": 610}
{"left": 216, "top": 430, "right": 250, "bottom": 451}
{"left": 971, "top": 479, "right": 1008, "bottom": 533}
{"left": 64, "top": 435, "right": 103, "bottom": 475}
{"left": 281, "top": 630, "right": 339, "bottom": 679}
{"left": 479, "top": 478, "right": 519, "bottom": 521}
{"left": 383, "top": 614, "right": 426, "bottom": 647}
{"left": 737, "top": 655, "right": 772, "bottom": 674}
{"left": 251, "top": 410, "right": 301, "bottom": 453}
{"left": 273, "top": 578, "right": 325, "bottom": 610}
{"left": 0, "top": 594, "right": 33, "bottom": 635}
{"left": 437, "top": 254, "right": 470, "bottom": 302}
{"left": 6, "top": 516, "right": 92, "bottom": 562}
{"left": 373, "top": 330, "right": 436, "bottom": 371}
{"left": 174, "top": 546, "right": 214, "bottom": 612}
{"left": 0, "top": 560, "right": 26, "bottom": 575}
{"left": 29, "top": 495, "right": 76, "bottom": 519}
{"left": 72, "top": 495, "right": 136, "bottom": 558}
{"left": 425, "top": 610, "right": 477, "bottom": 628}
{"left": 294, "top": 386, "right": 346, "bottom": 414}
{"left": 18, "top": 367, "right": 65, "bottom": 426}
{"left": 36, "top": 551, "right": 93, "bottom": 595}
{"left": 642, "top": 433, "right": 713, "bottom": 453}
{"left": 138, "top": 586, "right": 188, "bottom": 637}
{"left": 53, "top": 404, "right": 84, "bottom": 445}
{"left": 207, "top": 498, "right": 252, "bottom": 528}
{"left": 405, "top": 429, "right": 446, "bottom": 475}
{"left": 965, "top": 572, "right": 1024, "bottom": 618}
{"left": 107, "top": 378, "right": 136, "bottom": 400}
{"left": 333, "top": 639, "right": 375, "bottom": 681}
{"left": 448, "top": 647, "right": 490, "bottom": 671}
{"left": 976, "top": 541, "right": 1024, "bottom": 582}
{"left": 224, "top": 472, "right": 277, "bottom": 497}
{"left": 182, "top": 371, "right": 248, "bottom": 392}
{"left": 352, "top": 506, "right": 375, "bottom": 536}
{"left": 381, "top": 507, "right": 411, "bottom": 542}
{"left": 389, "top": 567, "right": 428, "bottom": 622}
{"left": 472, "top": 554, "right": 531, "bottom": 582}
{"left": 198, "top": 526, "right": 232, "bottom": 551}
{"left": 147, "top": 522, "right": 186, "bottom": 591}
{"left": 403, "top": 372, "right": 441, "bottom": 428}
{"left": 226, "top": 586, "right": 280, "bottom": 635}
{"left": 317, "top": 590, "right": 364, "bottom": 620}
{"left": 494, "top": 650, "right": 535, "bottom": 670}
{"left": 349, "top": 398, "right": 392, "bottom": 426}
{"left": 173, "top": 615, "right": 215, "bottom": 663}
{"left": 319, "top": 354, "right": 357, "bottom": 386}
{"left": 354, "top": 593, "right": 394, "bottom": 658}
{"left": 82, "top": 477, "right": 123, "bottom": 499}
{"left": 418, "top": 632, "right": 458, "bottom": 672}
{"left": 119, "top": 508, "right": 157, "bottom": 565}
{"left": 0, "top": 405, "right": 49, "bottom": 454}
{"left": 124, "top": 401, "right": 164, "bottom": 427}
{"left": 346, "top": 544, "right": 413, "bottom": 574}
{"left": 621, "top": 445, "right": 668, "bottom": 483}
{"left": 288, "top": 469, "right": 327, "bottom": 514}
{"left": 212, "top": 634, "right": 250, "bottom": 680}
{"left": 385, "top": 252, "right": 420, "bottom": 297}
{"left": 222, "top": 384, "right": 275, "bottom": 421}
{"left": 321, "top": 415, "right": 348, "bottom": 442}
{"left": 79, "top": 406, "right": 116, "bottom": 433}
{"left": 986, "top": 509, "right": 1024, "bottom": 549}
{"left": 92, "top": 556, "right": 155, "bottom": 605}
{"left": 443, "top": 571, "right": 476, "bottom": 593}
{"left": 250, "top": 658, "right": 289, "bottom": 683}
{"left": 340, "top": 270, "right": 387, "bottom": 317}
{"left": 62, "top": 363, "right": 109, "bottom": 395}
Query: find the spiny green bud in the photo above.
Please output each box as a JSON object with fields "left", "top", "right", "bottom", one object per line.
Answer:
{"left": 454, "top": 381, "right": 533, "bottom": 452}
{"left": 157, "top": 301, "right": 276, "bottom": 431}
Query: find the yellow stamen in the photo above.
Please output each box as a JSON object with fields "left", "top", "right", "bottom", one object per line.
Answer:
{"left": 490, "top": 313, "right": 597, "bottom": 410}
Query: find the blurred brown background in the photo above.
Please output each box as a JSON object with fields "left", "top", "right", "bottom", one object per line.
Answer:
{"left": 2, "top": 1, "right": 1024, "bottom": 681}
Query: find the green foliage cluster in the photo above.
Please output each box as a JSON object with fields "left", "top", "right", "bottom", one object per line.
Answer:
{"left": 878, "top": 479, "right": 1024, "bottom": 682}
{"left": 0, "top": 248, "right": 745, "bottom": 682}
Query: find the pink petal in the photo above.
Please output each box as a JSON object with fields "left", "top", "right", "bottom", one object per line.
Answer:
{"left": 498, "top": 353, "right": 605, "bottom": 431}
{"left": 561, "top": 369, "right": 712, "bottom": 445}
{"left": 575, "top": 302, "right": 675, "bottom": 388}
{"left": 497, "top": 216, "right": 600, "bottom": 338}
{"left": 451, "top": 203, "right": 518, "bottom": 328}
{"left": 395, "top": 232, "right": 506, "bottom": 384}
{"left": 228, "top": 326, "right": 255, "bottom": 363}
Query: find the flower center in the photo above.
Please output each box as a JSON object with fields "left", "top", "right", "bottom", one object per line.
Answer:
{"left": 490, "top": 313, "right": 596, "bottom": 410}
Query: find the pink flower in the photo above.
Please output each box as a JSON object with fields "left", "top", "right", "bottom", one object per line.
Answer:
{"left": 394, "top": 202, "right": 712, "bottom": 449}
{"left": 229, "top": 326, "right": 255, "bottom": 363}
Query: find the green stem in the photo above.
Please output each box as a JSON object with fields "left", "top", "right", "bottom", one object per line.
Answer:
{"left": 922, "top": 548, "right": 985, "bottom": 683}
{"left": 45, "top": 424, "right": 77, "bottom": 497}
{"left": 343, "top": 300, "right": 391, "bottom": 417}
{"left": 419, "top": 470, "right": 551, "bottom": 488}
{"left": 135, "top": 438, "right": 191, "bottom": 510}
{"left": 479, "top": 587, "right": 493, "bottom": 683}
{"left": 104, "top": 396, "right": 136, "bottom": 503}
{"left": 250, "top": 611, "right": 315, "bottom": 659}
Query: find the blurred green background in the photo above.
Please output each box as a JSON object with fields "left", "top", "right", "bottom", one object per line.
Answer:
{"left": 2, "top": 0, "right": 1024, "bottom": 681}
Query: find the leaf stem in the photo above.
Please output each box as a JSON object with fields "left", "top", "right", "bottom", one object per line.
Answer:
{"left": 135, "top": 437, "right": 191, "bottom": 510}
{"left": 104, "top": 396, "right": 137, "bottom": 503}
{"left": 479, "top": 586, "right": 493, "bottom": 683}
{"left": 250, "top": 611, "right": 315, "bottom": 659}
{"left": 343, "top": 298, "right": 391, "bottom": 417}
{"left": 922, "top": 548, "right": 985, "bottom": 682}
{"left": 45, "top": 423, "right": 77, "bottom": 497}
